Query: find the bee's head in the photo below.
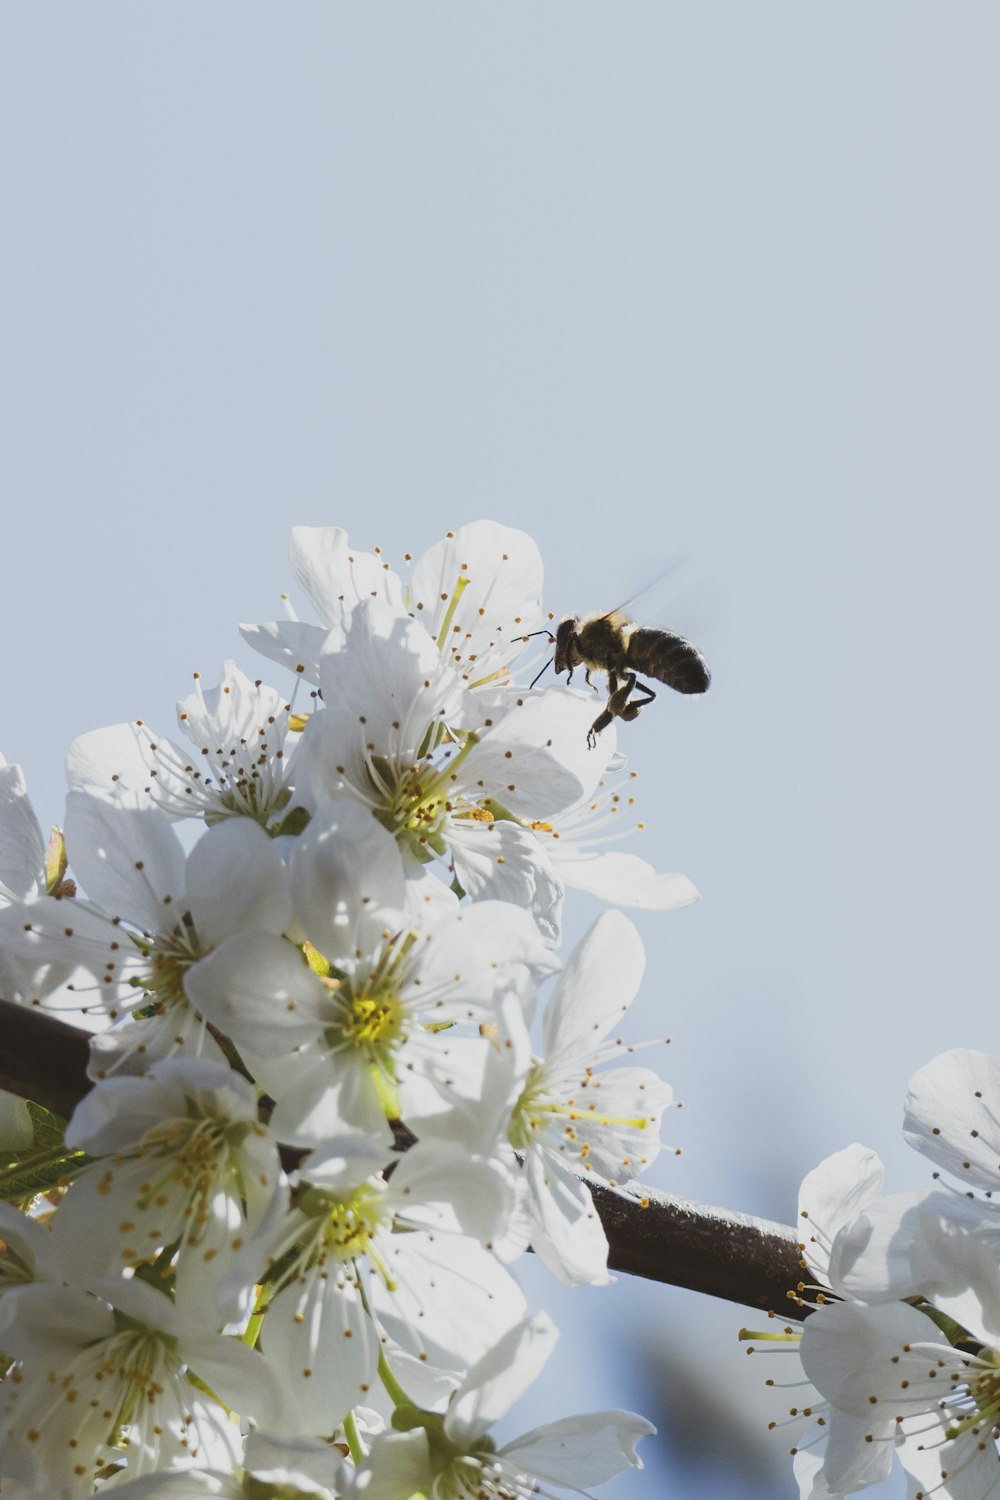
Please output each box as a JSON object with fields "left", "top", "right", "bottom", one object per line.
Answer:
{"left": 553, "top": 616, "right": 580, "bottom": 675}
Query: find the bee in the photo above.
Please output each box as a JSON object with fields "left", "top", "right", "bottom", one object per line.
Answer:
{"left": 527, "top": 609, "right": 710, "bottom": 747}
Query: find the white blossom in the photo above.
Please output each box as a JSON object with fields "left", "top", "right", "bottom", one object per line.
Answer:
{"left": 0, "top": 1276, "right": 287, "bottom": 1496}
{"left": 797, "top": 1224, "right": 1000, "bottom": 1500}
{"left": 11, "top": 798, "right": 290, "bottom": 1071}
{"left": 241, "top": 521, "right": 544, "bottom": 707}
{"left": 186, "top": 798, "right": 555, "bottom": 1146}
{"left": 523, "top": 764, "right": 699, "bottom": 914}
{"left": 0, "top": 757, "right": 84, "bottom": 1012}
{"left": 291, "top": 596, "right": 605, "bottom": 941}
{"left": 351, "top": 1314, "right": 653, "bottom": 1500}
{"left": 65, "top": 662, "right": 298, "bottom": 830}
{"left": 49, "top": 1057, "right": 287, "bottom": 1320}
{"left": 225, "top": 1136, "right": 524, "bottom": 1435}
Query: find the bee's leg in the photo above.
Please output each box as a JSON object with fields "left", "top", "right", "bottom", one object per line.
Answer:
{"left": 587, "top": 706, "right": 615, "bottom": 749}
{"left": 619, "top": 677, "right": 656, "bottom": 722}
{"left": 587, "top": 672, "right": 626, "bottom": 747}
{"left": 584, "top": 668, "right": 600, "bottom": 691}
{"left": 604, "top": 671, "right": 636, "bottom": 716}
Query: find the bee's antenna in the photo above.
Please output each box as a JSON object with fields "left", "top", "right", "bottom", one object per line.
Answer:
{"left": 522, "top": 628, "right": 556, "bottom": 689}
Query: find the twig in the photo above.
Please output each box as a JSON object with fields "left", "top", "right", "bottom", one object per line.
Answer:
{"left": 0, "top": 999, "right": 808, "bottom": 1319}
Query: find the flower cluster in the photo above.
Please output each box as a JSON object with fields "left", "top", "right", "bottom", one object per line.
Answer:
{"left": 0, "top": 522, "right": 695, "bottom": 1497}
{"left": 755, "top": 1048, "right": 1000, "bottom": 1499}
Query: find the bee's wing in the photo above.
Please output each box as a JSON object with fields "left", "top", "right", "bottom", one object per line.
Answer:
{"left": 596, "top": 561, "right": 686, "bottom": 622}
{"left": 601, "top": 555, "right": 716, "bottom": 633}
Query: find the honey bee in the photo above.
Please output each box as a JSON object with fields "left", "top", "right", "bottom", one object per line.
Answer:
{"left": 527, "top": 609, "right": 710, "bottom": 747}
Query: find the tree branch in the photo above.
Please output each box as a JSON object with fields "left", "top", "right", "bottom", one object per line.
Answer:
{"left": 0, "top": 1000, "right": 808, "bottom": 1319}
{"left": 0, "top": 1002, "right": 91, "bottom": 1121}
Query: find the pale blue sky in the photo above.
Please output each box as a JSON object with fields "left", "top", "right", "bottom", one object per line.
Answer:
{"left": 2, "top": 7, "right": 999, "bottom": 1496}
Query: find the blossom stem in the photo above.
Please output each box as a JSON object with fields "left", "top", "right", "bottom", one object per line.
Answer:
{"left": 376, "top": 1344, "right": 415, "bottom": 1410}
{"left": 343, "top": 1408, "right": 366, "bottom": 1464}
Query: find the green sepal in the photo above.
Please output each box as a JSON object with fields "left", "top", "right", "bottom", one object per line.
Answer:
{"left": 270, "top": 803, "right": 311, "bottom": 838}
{"left": 913, "top": 1298, "right": 980, "bottom": 1350}
{"left": 134, "top": 1249, "right": 178, "bottom": 1299}
{"left": 44, "top": 827, "right": 69, "bottom": 894}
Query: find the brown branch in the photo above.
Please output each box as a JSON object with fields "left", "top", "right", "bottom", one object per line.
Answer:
{"left": 590, "top": 1178, "right": 808, "bottom": 1317}
{"left": 0, "top": 1002, "right": 91, "bottom": 1120}
{"left": 0, "top": 999, "right": 809, "bottom": 1319}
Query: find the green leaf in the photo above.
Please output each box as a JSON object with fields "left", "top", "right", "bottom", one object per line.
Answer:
{"left": 0, "top": 1101, "right": 87, "bottom": 1203}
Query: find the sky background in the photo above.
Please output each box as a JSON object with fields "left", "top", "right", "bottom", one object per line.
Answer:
{"left": 2, "top": 7, "right": 999, "bottom": 1497}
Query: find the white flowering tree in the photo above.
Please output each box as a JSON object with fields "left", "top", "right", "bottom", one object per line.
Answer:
{"left": 0, "top": 520, "right": 990, "bottom": 1499}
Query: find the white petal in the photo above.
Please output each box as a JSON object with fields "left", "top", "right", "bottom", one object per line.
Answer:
{"left": 410, "top": 900, "right": 556, "bottom": 1018}
{"left": 542, "top": 909, "right": 644, "bottom": 1064}
{"left": 319, "top": 600, "right": 467, "bottom": 756}
{"left": 552, "top": 843, "right": 699, "bottom": 910}
{"left": 821, "top": 1409, "right": 896, "bottom": 1493}
{"left": 184, "top": 818, "right": 291, "bottom": 948}
{"left": 399, "top": 1032, "right": 522, "bottom": 1158}
{"left": 64, "top": 793, "right": 186, "bottom": 933}
{"left": 904, "top": 1048, "right": 1000, "bottom": 1191}
{"left": 86, "top": 1007, "right": 228, "bottom": 1077}
{"left": 896, "top": 1408, "right": 997, "bottom": 1499}
{"left": 352, "top": 1429, "right": 431, "bottom": 1500}
{"left": 93, "top": 1473, "right": 240, "bottom": 1498}
{"left": 0, "top": 1199, "right": 58, "bottom": 1282}
{"left": 499, "top": 1409, "right": 654, "bottom": 1486}
{"left": 523, "top": 1149, "right": 611, "bottom": 1287}
{"left": 7, "top": 890, "right": 142, "bottom": 1003}
{"left": 548, "top": 1066, "right": 673, "bottom": 1182}
{"left": 244, "top": 1430, "right": 350, "bottom": 1494}
{"left": 799, "top": 1299, "right": 951, "bottom": 1418}
{"left": 373, "top": 1232, "right": 527, "bottom": 1372}
{"left": 262, "top": 1272, "right": 376, "bottom": 1434}
{"left": 401, "top": 862, "right": 461, "bottom": 918}
{"left": 179, "top": 1332, "right": 292, "bottom": 1428}
{"left": 65, "top": 1056, "right": 257, "bottom": 1153}
{"left": 297, "top": 1137, "right": 390, "bottom": 1191}
{"left": 0, "top": 1089, "right": 33, "bottom": 1151}
{"left": 797, "top": 1143, "right": 885, "bottom": 1285}
{"left": 0, "top": 762, "right": 44, "bottom": 902}
{"left": 0, "top": 1282, "right": 115, "bottom": 1361}
{"left": 409, "top": 522, "right": 543, "bottom": 646}
{"left": 67, "top": 721, "right": 166, "bottom": 810}
{"left": 917, "top": 1214, "right": 1000, "bottom": 1347}
{"left": 239, "top": 619, "right": 328, "bottom": 684}
{"left": 829, "top": 1187, "right": 961, "bottom": 1301}
{"left": 176, "top": 659, "right": 289, "bottom": 749}
{"left": 266, "top": 1050, "right": 394, "bottom": 1148}
{"left": 289, "top": 706, "right": 370, "bottom": 811}
{"left": 792, "top": 1442, "right": 838, "bottom": 1500}
{"left": 289, "top": 525, "right": 403, "bottom": 627}
{"left": 385, "top": 1141, "right": 513, "bottom": 1241}
{"left": 445, "top": 1312, "right": 558, "bottom": 1444}
{"left": 451, "top": 819, "right": 563, "bottom": 945}
{"left": 461, "top": 690, "right": 598, "bottom": 820}
{"left": 184, "top": 932, "right": 330, "bottom": 1050}
{"left": 289, "top": 798, "right": 405, "bottom": 960}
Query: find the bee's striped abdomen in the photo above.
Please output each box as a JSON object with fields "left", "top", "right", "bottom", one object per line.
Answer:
{"left": 625, "top": 628, "right": 711, "bottom": 694}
